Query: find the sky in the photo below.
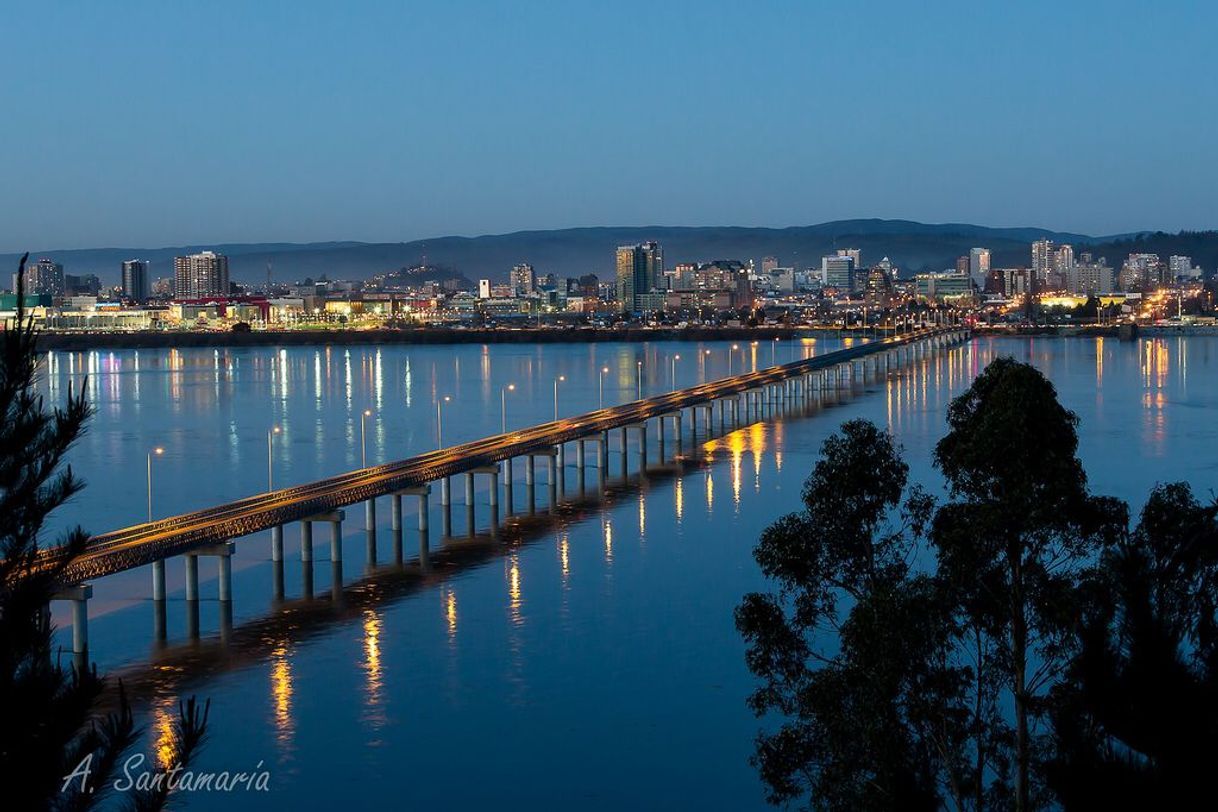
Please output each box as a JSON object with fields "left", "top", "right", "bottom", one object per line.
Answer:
{"left": 2, "top": 0, "right": 1215, "bottom": 251}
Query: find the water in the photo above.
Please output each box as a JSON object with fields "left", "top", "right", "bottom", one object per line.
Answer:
{"left": 37, "top": 335, "right": 1218, "bottom": 810}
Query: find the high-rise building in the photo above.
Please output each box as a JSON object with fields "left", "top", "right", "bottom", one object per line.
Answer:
{"left": 1169, "top": 255, "right": 1202, "bottom": 280}
{"left": 1119, "top": 253, "right": 1162, "bottom": 291}
{"left": 616, "top": 242, "right": 664, "bottom": 312}
{"left": 477, "top": 279, "right": 492, "bottom": 299}
{"left": 121, "top": 260, "right": 150, "bottom": 302}
{"left": 955, "top": 256, "right": 970, "bottom": 276}
{"left": 14, "top": 258, "right": 65, "bottom": 296}
{"left": 616, "top": 245, "right": 646, "bottom": 312}
{"left": 510, "top": 263, "right": 536, "bottom": 295}
{"left": 761, "top": 256, "right": 780, "bottom": 275}
{"left": 969, "top": 248, "right": 991, "bottom": 288}
{"left": 173, "top": 250, "right": 230, "bottom": 299}
{"left": 65, "top": 274, "right": 101, "bottom": 296}
{"left": 1068, "top": 257, "right": 1113, "bottom": 295}
{"left": 821, "top": 254, "right": 856, "bottom": 291}
{"left": 641, "top": 241, "right": 664, "bottom": 292}
{"left": 1032, "top": 240, "right": 1054, "bottom": 281}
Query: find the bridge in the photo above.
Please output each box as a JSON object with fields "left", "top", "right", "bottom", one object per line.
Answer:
{"left": 43, "top": 327, "right": 970, "bottom": 663}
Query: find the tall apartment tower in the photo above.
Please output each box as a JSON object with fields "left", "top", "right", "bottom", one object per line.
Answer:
{"left": 616, "top": 245, "right": 647, "bottom": 312}
{"left": 510, "top": 263, "right": 536, "bottom": 295}
{"left": 1031, "top": 240, "right": 1054, "bottom": 281}
{"left": 121, "top": 259, "right": 149, "bottom": 302}
{"left": 641, "top": 241, "right": 664, "bottom": 292}
{"left": 15, "top": 258, "right": 65, "bottom": 296}
{"left": 173, "top": 250, "right": 230, "bottom": 299}
{"left": 968, "top": 248, "right": 991, "bottom": 288}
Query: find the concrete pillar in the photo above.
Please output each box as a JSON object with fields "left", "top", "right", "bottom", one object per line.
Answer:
{"left": 54, "top": 584, "right": 92, "bottom": 660}
{"left": 600, "top": 430, "right": 610, "bottom": 469}
{"left": 301, "top": 520, "right": 313, "bottom": 562}
{"left": 152, "top": 560, "right": 166, "bottom": 601}
{"left": 365, "top": 498, "right": 377, "bottom": 564}
{"left": 440, "top": 476, "right": 451, "bottom": 506}
{"left": 638, "top": 423, "right": 647, "bottom": 468}
{"left": 271, "top": 525, "right": 284, "bottom": 562}
{"left": 556, "top": 443, "right": 566, "bottom": 494}
{"left": 675, "top": 413, "right": 683, "bottom": 453}
{"left": 197, "top": 542, "right": 235, "bottom": 602}
{"left": 184, "top": 554, "right": 199, "bottom": 602}
{"left": 488, "top": 470, "right": 499, "bottom": 509}
{"left": 690, "top": 405, "right": 698, "bottom": 439}
{"left": 330, "top": 517, "right": 343, "bottom": 562}
{"left": 525, "top": 455, "right": 535, "bottom": 486}
{"left": 576, "top": 439, "right": 586, "bottom": 470}
{"left": 464, "top": 471, "right": 475, "bottom": 506}
{"left": 619, "top": 427, "right": 629, "bottom": 473}
{"left": 546, "top": 454, "right": 557, "bottom": 507}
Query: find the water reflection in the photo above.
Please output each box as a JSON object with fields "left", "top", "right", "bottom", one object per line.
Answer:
{"left": 362, "top": 610, "right": 385, "bottom": 732}
{"left": 270, "top": 643, "right": 295, "bottom": 755}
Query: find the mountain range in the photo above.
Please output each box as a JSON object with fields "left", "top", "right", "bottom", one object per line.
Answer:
{"left": 4, "top": 220, "right": 1216, "bottom": 287}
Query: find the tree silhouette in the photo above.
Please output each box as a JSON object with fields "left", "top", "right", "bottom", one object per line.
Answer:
{"left": 0, "top": 254, "right": 208, "bottom": 810}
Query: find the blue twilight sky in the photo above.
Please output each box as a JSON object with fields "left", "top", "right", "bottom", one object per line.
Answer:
{"left": 1, "top": 0, "right": 1215, "bottom": 251}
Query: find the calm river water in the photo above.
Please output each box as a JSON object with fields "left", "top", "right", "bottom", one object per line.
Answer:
{"left": 39, "top": 335, "right": 1218, "bottom": 810}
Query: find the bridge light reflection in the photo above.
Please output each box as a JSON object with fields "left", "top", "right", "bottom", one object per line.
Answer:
{"left": 270, "top": 643, "right": 294, "bottom": 752}
{"left": 362, "top": 610, "right": 385, "bottom": 730}
{"left": 445, "top": 589, "right": 458, "bottom": 640}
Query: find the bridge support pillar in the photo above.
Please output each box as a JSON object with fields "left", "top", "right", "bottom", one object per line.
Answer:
{"left": 53, "top": 584, "right": 92, "bottom": 667}
{"left": 184, "top": 554, "right": 199, "bottom": 602}
{"left": 440, "top": 476, "right": 451, "bottom": 506}
{"left": 390, "top": 494, "right": 403, "bottom": 561}
{"left": 271, "top": 525, "right": 284, "bottom": 562}
{"left": 365, "top": 498, "right": 377, "bottom": 566}
{"left": 600, "top": 430, "right": 610, "bottom": 470}
{"left": 196, "top": 542, "right": 235, "bottom": 602}
{"left": 301, "top": 520, "right": 313, "bottom": 562}
{"left": 464, "top": 472, "right": 475, "bottom": 507}
{"left": 152, "top": 560, "right": 166, "bottom": 601}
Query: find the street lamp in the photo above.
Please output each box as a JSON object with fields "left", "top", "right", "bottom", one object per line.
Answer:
{"left": 636, "top": 360, "right": 642, "bottom": 399}
{"left": 771, "top": 337, "right": 779, "bottom": 366}
{"left": 670, "top": 354, "right": 680, "bottom": 389}
{"left": 436, "top": 395, "right": 451, "bottom": 448}
{"left": 146, "top": 447, "right": 164, "bottom": 522}
{"left": 729, "top": 344, "right": 738, "bottom": 376}
{"left": 599, "top": 366, "right": 609, "bottom": 409}
{"left": 553, "top": 375, "right": 565, "bottom": 421}
{"left": 360, "top": 409, "right": 373, "bottom": 468}
{"left": 267, "top": 426, "right": 280, "bottom": 490}
{"left": 501, "top": 384, "right": 515, "bottom": 433}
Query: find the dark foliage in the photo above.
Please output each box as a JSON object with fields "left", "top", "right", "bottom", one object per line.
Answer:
{"left": 1046, "top": 483, "right": 1218, "bottom": 808}
{"left": 0, "top": 254, "right": 207, "bottom": 810}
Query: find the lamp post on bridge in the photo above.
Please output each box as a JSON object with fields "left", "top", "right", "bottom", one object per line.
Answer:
{"left": 636, "top": 360, "right": 642, "bottom": 400}
{"left": 599, "top": 366, "right": 608, "bottom": 409}
{"left": 553, "top": 375, "right": 565, "bottom": 421}
{"left": 267, "top": 426, "right": 280, "bottom": 491}
{"left": 360, "top": 409, "right": 373, "bottom": 468}
{"left": 436, "top": 395, "right": 451, "bottom": 448}
{"left": 670, "top": 354, "right": 680, "bottom": 390}
{"left": 146, "top": 446, "right": 164, "bottom": 522}
{"left": 501, "top": 383, "right": 515, "bottom": 433}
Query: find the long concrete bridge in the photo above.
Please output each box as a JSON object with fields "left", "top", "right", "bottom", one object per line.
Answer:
{"left": 44, "top": 327, "right": 969, "bottom": 662}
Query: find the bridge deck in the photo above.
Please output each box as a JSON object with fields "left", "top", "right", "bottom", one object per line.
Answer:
{"left": 41, "top": 329, "right": 956, "bottom": 582}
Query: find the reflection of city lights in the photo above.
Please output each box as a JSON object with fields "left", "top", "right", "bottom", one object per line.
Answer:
{"left": 603, "top": 518, "right": 613, "bottom": 562}
{"left": 675, "top": 477, "right": 684, "bottom": 521}
{"left": 153, "top": 699, "right": 176, "bottom": 769}
{"left": 270, "top": 644, "right": 294, "bottom": 751}
{"left": 559, "top": 536, "right": 570, "bottom": 580}
{"left": 445, "top": 590, "right": 458, "bottom": 638}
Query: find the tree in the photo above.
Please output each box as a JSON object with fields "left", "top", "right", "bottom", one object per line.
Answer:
{"left": 736, "top": 419, "right": 999, "bottom": 810}
{"left": 931, "top": 358, "right": 1127, "bottom": 811}
{"left": 0, "top": 254, "right": 207, "bottom": 809}
{"left": 1046, "top": 482, "right": 1218, "bottom": 808}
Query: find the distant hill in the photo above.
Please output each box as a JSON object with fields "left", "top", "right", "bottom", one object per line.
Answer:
{"left": 4, "top": 220, "right": 1215, "bottom": 287}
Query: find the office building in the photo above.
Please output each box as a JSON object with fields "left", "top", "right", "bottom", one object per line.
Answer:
{"left": 173, "top": 250, "right": 230, "bottom": 299}
{"left": 510, "top": 263, "right": 536, "bottom": 295}
{"left": 121, "top": 260, "right": 150, "bottom": 302}
{"left": 616, "top": 242, "right": 664, "bottom": 313}
{"left": 969, "top": 248, "right": 991, "bottom": 288}
{"left": 1032, "top": 240, "right": 1054, "bottom": 281}
{"left": 15, "top": 258, "right": 65, "bottom": 297}
{"left": 821, "top": 254, "right": 856, "bottom": 292}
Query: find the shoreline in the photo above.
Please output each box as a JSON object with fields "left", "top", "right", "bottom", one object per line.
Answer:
{"left": 33, "top": 325, "right": 837, "bottom": 351}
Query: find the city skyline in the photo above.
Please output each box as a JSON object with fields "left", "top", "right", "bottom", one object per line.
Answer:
{"left": 3, "top": 1, "right": 1215, "bottom": 251}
